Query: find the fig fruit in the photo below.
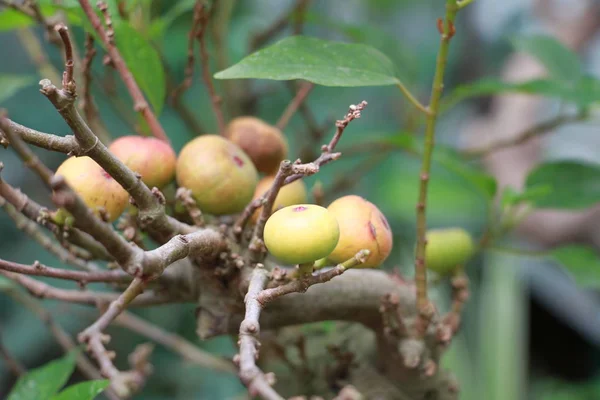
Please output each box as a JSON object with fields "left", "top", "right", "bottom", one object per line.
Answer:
{"left": 326, "top": 195, "right": 393, "bottom": 268}
{"left": 425, "top": 228, "right": 475, "bottom": 275}
{"left": 264, "top": 204, "right": 339, "bottom": 265}
{"left": 54, "top": 156, "right": 129, "bottom": 222}
{"left": 251, "top": 176, "right": 307, "bottom": 223}
{"left": 225, "top": 116, "right": 288, "bottom": 174}
{"left": 108, "top": 135, "right": 177, "bottom": 189}
{"left": 175, "top": 134, "right": 258, "bottom": 215}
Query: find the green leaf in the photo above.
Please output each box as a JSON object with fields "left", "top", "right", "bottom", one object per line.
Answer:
{"left": 525, "top": 160, "right": 600, "bottom": 209}
{"left": 215, "top": 36, "right": 400, "bottom": 87}
{"left": 511, "top": 35, "right": 582, "bottom": 81}
{"left": 50, "top": 380, "right": 110, "bottom": 400}
{"left": 500, "top": 185, "right": 553, "bottom": 208}
{"left": 148, "top": 0, "right": 195, "bottom": 38}
{"left": 0, "top": 74, "right": 36, "bottom": 105}
{"left": 0, "top": 9, "right": 36, "bottom": 31}
{"left": 113, "top": 20, "right": 166, "bottom": 115}
{"left": 552, "top": 245, "right": 600, "bottom": 287}
{"left": 7, "top": 350, "right": 78, "bottom": 400}
{"left": 0, "top": 275, "right": 16, "bottom": 289}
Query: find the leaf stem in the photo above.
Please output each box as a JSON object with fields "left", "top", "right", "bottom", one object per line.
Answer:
{"left": 396, "top": 82, "right": 430, "bottom": 115}
{"left": 414, "top": 0, "right": 461, "bottom": 330}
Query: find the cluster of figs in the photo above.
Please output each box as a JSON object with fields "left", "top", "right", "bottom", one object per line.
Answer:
{"left": 54, "top": 116, "right": 475, "bottom": 272}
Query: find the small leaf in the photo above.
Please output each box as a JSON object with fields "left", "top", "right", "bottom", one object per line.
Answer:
{"left": 381, "top": 134, "right": 497, "bottom": 200}
{"left": 0, "top": 74, "right": 36, "bottom": 105}
{"left": 7, "top": 350, "right": 78, "bottom": 400}
{"left": 511, "top": 35, "right": 582, "bottom": 81}
{"left": 113, "top": 20, "right": 166, "bottom": 115}
{"left": 525, "top": 160, "right": 600, "bottom": 209}
{"left": 0, "top": 9, "right": 36, "bottom": 31}
{"left": 51, "top": 380, "right": 110, "bottom": 400}
{"left": 500, "top": 185, "right": 553, "bottom": 208}
{"left": 215, "top": 36, "right": 400, "bottom": 87}
{"left": 552, "top": 245, "right": 600, "bottom": 287}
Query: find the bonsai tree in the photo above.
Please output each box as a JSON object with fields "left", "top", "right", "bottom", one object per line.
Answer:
{"left": 1, "top": 1, "right": 599, "bottom": 399}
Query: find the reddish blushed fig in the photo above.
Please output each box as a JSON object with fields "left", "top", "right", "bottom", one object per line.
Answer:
{"left": 175, "top": 134, "right": 258, "bottom": 215}
{"left": 264, "top": 204, "right": 339, "bottom": 265}
{"left": 225, "top": 116, "right": 288, "bottom": 174}
{"left": 55, "top": 156, "right": 129, "bottom": 222}
{"left": 250, "top": 176, "right": 307, "bottom": 223}
{"left": 425, "top": 228, "right": 475, "bottom": 275}
{"left": 326, "top": 195, "right": 393, "bottom": 268}
{"left": 108, "top": 135, "right": 177, "bottom": 189}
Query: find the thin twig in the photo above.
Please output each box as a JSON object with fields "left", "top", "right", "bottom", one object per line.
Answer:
{"left": 54, "top": 24, "right": 76, "bottom": 94}
{"left": 175, "top": 187, "right": 204, "bottom": 227}
{"left": 196, "top": 2, "right": 226, "bottom": 134}
{"left": 258, "top": 250, "right": 370, "bottom": 304}
{"left": 462, "top": 113, "right": 586, "bottom": 157}
{"left": 0, "top": 197, "right": 97, "bottom": 271}
{"left": 170, "top": 0, "right": 203, "bottom": 102}
{"left": 0, "top": 333, "right": 26, "bottom": 377}
{"left": 237, "top": 267, "right": 283, "bottom": 400}
{"left": 249, "top": 0, "right": 311, "bottom": 51}
{"left": 114, "top": 311, "right": 236, "bottom": 373}
{"left": 0, "top": 170, "right": 113, "bottom": 261}
{"left": 0, "top": 111, "right": 55, "bottom": 186}
{"left": 0, "top": 258, "right": 130, "bottom": 283}
{"left": 276, "top": 82, "right": 314, "bottom": 130}
{"left": 0, "top": 270, "right": 173, "bottom": 306}
{"left": 0, "top": 118, "right": 80, "bottom": 154}
{"left": 78, "top": 0, "right": 169, "bottom": 142}
{"left": 413, "top": 0, "right": 461, "bottom": 334}
{"left": 248, "top": 161, "right": 293, "bottom": 261}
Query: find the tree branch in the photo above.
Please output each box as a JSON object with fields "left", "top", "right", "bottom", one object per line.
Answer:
{"left": 462, "top": 112, "right": 586, "bottom": 157}
{"left": 276, "top": 82, "right": 314, "bottom": 130}
{"left": 237, "top": 267, "right": 283, "bottom": 400}
{"left": 0, "top": 258, "right": 130, "bottom": 283}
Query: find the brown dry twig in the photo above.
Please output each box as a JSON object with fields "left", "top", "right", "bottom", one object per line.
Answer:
{"left": 195, "top": 1, "right": 226, "bottom": 134}
{"left": 175, "top": 187, "right": 204, "bottom": 227}
{"left": 78, "top": 0, "right": 169, "bottom": 142}
{"left": 276, "top": 82, "right": 314, "bottom": 130}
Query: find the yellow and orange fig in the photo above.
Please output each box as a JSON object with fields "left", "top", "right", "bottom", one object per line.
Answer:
{"left": 326, "top": 195, "right": 393, "bottom": 268}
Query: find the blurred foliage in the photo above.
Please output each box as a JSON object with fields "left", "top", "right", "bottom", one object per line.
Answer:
{"left": 0, "top": 0, "right": 600, "bottom": 399}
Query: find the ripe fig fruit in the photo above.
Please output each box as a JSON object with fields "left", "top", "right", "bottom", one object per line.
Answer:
{"left": 55, "top": 156, "right": 129, "bottom": 222}
{"left": 425, "top": 228, "right": 475, "bottom": 275}
{"left": 225, "top": 116, "right": 288, "bottom": 174}
{"left": 264, "top": 204, "right": 339, "bottom": 265}
{"left": 251, "top": 176, "right": 307, "bottom": 223}
{"left": 108, "top": 135, "right": 177, "bottom": 189}
{"left": 326, "top": 195, "right": 393, "bottom": 268}
{"left": 175, "top": 134, "right": 258, "bottom": 215}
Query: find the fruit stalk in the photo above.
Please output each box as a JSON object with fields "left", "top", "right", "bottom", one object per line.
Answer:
{"left": 414, "top": 0, "right": 460, "bottom": 325}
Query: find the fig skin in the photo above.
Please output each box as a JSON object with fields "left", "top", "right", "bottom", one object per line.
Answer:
{"left": 225, "top": 116, "right": 288, "bottom": 175}
{"left": 425, "top": 228, "right": 475, "bottom": 275}
{"left": 55, "top": 156, "right": 129, "bottom": 222}
{"left": 264, "top": 204, "right": 339, "bottom": 265}
{"left": 108, "top": 135, "right": 177, "bottom": 189}
{"left": 175, "top": 134, "right": 258, "bottom": 215}
{"left": 326, "top": 195, "right": 393, "bottom": 268}
{"left": 250, "top": 176, "right": 307, "bottom": 223}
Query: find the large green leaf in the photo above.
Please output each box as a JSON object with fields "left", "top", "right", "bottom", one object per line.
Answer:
{"left": 51, "top": 380, "right": 110, "bottom": 400}
{"left": 552, "top": 245, "right": 600, "bottom": 287}
{"left": 511, "top": 35, "right": 582, "bottom": 81}
{"left": 525, "top": 160, "right": 600, "bottom": 209}
{"left": 113, "top": 21, "right": 165, "bottom": 115}
{"left": 0, "top": 74, "right": 36, "bottom": 105}
{"left": 215, "top": 36, "right": 400, "bottom": 87}
{"left": 7, "top": 350, "right": 77, "bottom": 400}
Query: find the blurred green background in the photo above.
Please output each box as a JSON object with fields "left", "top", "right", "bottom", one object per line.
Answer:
{"left": 1, "top": 0, "right": 600, "bottom": 399}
